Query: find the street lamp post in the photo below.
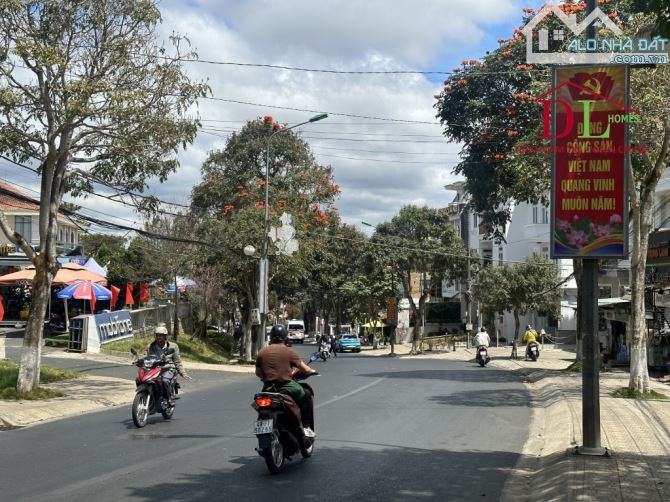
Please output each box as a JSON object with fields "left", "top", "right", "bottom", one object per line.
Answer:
{"left": 259, "top": 112, "right": 328, "bottom": 348}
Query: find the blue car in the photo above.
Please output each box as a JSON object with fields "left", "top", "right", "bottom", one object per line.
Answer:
{"left": 336, "top": 334, "right": 361, "bottom": 353}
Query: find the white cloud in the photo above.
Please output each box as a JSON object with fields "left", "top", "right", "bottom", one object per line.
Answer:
{"left": 63, "top": 0, "right": 523, "bottom": 233}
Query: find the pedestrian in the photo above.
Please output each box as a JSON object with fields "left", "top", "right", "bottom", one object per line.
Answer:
{"left": 330, "top": 333, "right": 338, "bottom": 357}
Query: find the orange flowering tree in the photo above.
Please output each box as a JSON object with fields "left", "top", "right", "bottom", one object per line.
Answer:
{"left": 433, "top": 1, "right": 623, "bottom": 239}
{"left": 190, "top": 117, "right": 341, "bottom": 358}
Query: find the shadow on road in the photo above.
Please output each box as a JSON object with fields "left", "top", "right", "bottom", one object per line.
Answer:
{"left": 359, "top": 369, "right": 520, "bottom": 383}
{"left": 124, "top": 446, "right": 522, "bottom": 501}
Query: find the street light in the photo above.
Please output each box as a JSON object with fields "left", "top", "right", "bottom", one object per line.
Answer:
{"left": 259, "top": 112, "right": 328, "bottom": 347}
{"left": 243, "top": 244, "right": 256, "bottom": 257}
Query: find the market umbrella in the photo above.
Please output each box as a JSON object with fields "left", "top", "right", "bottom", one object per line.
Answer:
{"left": 165, "top": 276, "right": 198, "bottom": 293}
{"left": 57, "top": 280, "right": 112, "bottom": 313}
{"left": 0, "top": 262, "right": 106, "bottom": 286}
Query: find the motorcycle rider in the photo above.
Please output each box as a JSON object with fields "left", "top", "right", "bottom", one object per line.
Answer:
{"left": 256, "top": 325, "right": 317, "bottom": 437}
{"left": 522, "top": 324, "right": 538, "bottom": 360}
{"left": 472, "top": 327, "right": 491, "bottom": 363}
{"left": 145, "top": 325, "right": 191, "bottom": 406}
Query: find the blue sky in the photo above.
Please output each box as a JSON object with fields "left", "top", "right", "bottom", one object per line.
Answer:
{"left": 3, "top": 0, "right": 541, "bottom": 234}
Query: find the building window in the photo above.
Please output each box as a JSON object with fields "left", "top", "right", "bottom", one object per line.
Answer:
{"left": 542, "top": 207, "right": 549, "bottom": 224}
{"left": 70, "top": 231, "right": 75, "bottom": 244}
{"left": 498, "top": 248, "right": 504, "bottom": 265}
{"left": 15, "top": 216, "right": 31, "bottom": 240}
{"left": 532, "top": 206, "right": 538, "bottom": 224}
{"left": 58, "top": 228, "right": 63, "bottom": 242}
{"left": 473, "top": 213, "right": 478, "bottom": 228}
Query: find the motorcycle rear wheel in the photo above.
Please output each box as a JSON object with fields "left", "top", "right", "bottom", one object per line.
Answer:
{"left": 263, "top": 430, "right": 285, "bottom": 474}
{"left": 132, "top": 391, "right": 150, "bottom": 428}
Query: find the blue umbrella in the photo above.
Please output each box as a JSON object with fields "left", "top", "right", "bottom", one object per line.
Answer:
{"left": 165, "top": 276, "right": 198, "bottom": 293}
{"left": 57, "top": 280, "right": 112, "bottom": 300}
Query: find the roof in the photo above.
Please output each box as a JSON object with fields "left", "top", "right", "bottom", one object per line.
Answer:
{"left": 0, "top": 181, "right": 40, "bottom": 212}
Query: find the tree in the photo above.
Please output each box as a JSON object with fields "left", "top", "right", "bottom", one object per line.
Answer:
{"left": 191, "top": 117, "right": 340, "bottom": 360}
{"left": 0, "top": 0, "right": 208, "bottom": 392}
{"left": 473, "top": 256, "right": 562, "bottom": 351}
{"left": 374, "top": 206, "right": 468, "bottom": 354}
{"left": 435, "top": 2, "right": 669, "bottom": 391}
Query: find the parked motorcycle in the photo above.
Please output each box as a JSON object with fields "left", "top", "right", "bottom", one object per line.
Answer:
{"left": 527, "top": 341, "right": 540, "bottom": 361}
{"left": 476, "top": 346, "right": 490, "bottom": 367}
{"left": 251, "top": 367, "right": 318, "bottom": 474}
{"left": 130, "top": 347, "right": 179, "bottom": 428}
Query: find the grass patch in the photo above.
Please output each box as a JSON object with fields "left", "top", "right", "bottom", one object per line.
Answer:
{"left": 44, "top": 333, "right": 69, "bottom": 348}
{"left": 0, "top": 359, "right": 81, "bottom": 400}
{"left": 565, "top": 360, "right": 582, "bottom": 372}
{"left": 611, "top": 387, "right": 669, "bottom": 400}
{"left": 104, "top": 334, "right": 232, "bottom": 364}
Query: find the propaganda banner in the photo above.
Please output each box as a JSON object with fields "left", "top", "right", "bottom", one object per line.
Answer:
{"left": 544, "top": 65, "right": 632, "bottom": 258}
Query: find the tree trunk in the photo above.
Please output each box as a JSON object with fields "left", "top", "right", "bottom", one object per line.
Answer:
{"left": 510, "top": 308, "right": 520, "bottom": 359}
{"left": 16, "top": 257, "right": 53, "bottom": 392}
{"left": 410, "top": 293, "right": 427, "bottom": 355}
{"left": 629, "top": 191, "right": 652, "bottom": 392}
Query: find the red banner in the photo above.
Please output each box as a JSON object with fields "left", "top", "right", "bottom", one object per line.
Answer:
{"left": 125, "top": 283, "right": 134, "bottom": 305}
{"left": 139, "top": 282, "right": 150, "bottom": 304}
{"left": 549, "top": 65, "right": 630, "bottom": 258}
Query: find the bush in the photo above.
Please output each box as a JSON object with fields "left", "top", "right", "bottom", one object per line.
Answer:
{"left": 611, "top": 388, "right": 668, "bottom": 400}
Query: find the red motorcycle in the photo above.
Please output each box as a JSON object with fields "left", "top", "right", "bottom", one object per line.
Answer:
{"left": 251, "top": 367, "right": 318, "bottom": 474}
{"left": 130, "top": 347, "right": 179, "bottom": 428}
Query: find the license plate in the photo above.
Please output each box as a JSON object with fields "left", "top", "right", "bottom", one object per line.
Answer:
{"left": 253, "top": 419, "right": 273, "bottom": 435}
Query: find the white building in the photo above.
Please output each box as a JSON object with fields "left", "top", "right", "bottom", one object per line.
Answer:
{"left": 445, "top": 183, "right": 628, "bottom": 343}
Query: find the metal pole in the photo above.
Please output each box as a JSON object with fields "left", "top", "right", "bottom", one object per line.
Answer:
{"left": 259, "top": 114, "right": 327, "bottom": 349}
{"left": 577, "top": 0, "right": 607, "bottom": 456}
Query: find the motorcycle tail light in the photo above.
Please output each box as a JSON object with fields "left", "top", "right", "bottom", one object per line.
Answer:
{"left": 256, "top": 397, "right": 272, "bottom": 407}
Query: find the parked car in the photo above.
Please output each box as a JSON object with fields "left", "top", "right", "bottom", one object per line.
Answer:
{"left": 336, "top": 334, "right": 361, "bottom": 353}
{"left": 207, "top": 325, "right": 227, "bottom": 334}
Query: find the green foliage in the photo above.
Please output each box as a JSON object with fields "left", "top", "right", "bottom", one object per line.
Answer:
{"left": 0, "top": 360, "right": 80, "bottom": 400}
{"left": 473, "top": 256, "right": 562, "bottom": 336}
{"left": 611, "top": 387, "right": 668, "bottom": 400}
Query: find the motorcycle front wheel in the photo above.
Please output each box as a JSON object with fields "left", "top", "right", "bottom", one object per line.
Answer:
{"left": 263, "top": 429, "right": 285, "bottom": 474}
{"left": 132, "top": 391, "right": 150, "bottom": 428}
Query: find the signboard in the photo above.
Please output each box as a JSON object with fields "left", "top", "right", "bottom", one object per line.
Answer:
{"left": 548, "top": 65, "right": 630, "bottom": 258}
{"left": 95, "top": 310, "right": 133, "bottom": 343}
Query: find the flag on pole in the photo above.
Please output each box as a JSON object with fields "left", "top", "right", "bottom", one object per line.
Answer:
{"left": 110, "top": 285, "right": 120, "bottom": 308}
{"left": 125, "top": 283, "right": 134, "bottom": 305}
{"left": 139, "top": 282, "right": 150, "bottom": 304}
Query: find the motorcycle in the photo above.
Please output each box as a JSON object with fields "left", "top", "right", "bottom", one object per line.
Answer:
{"left": 251, "top": 367, "right": 318, "bottom": 474}
{"left": 527, "top": 341, "right": 540, "bottom": 361}
{"left": 476, "top": 345, "right": 490, "bottom": 367}
{"left": 318, "top": 341, "right": 331, "bottom": 361}
{"left": 129, "top": 347, "right": 179, "bottom": 428}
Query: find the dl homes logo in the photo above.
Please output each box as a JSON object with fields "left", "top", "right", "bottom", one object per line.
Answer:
{"left": 535, "top": 70, "right": 639, "bottom": 140}
{"left": 523, "top": 3, "right": 668, "bottom": 65}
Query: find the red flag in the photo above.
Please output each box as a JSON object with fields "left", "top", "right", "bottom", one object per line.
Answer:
{"left": 110, "top": 285, "right": 120, "bottom": 308}
{"left": 0, "top": 293, "right": 4, "bottom": 321}
{"left": 139, "top": 282, "right": 150, "bottom": 304}
{"left": 125, "top": 283, "right": 134, "bottom": 305}
{"left": 90, "top": 286, "right": 97, "bottom": 312}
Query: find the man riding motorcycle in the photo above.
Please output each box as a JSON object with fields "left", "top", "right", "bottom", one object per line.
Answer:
{"left": 472, "top": 327, "right": 491, "bottom": 364}
{"left": 522, "top": 324, "right": 539, "bottom": 360}
{"left": 145, "top": 325, "right": 191, "bottom": 405}
{"left": 256, "top": 325, "right": 317, "bottom": 437}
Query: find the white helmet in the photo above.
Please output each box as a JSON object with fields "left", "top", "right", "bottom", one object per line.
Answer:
{"left": 155, "top": 326, "right": 168, "bottom": 335}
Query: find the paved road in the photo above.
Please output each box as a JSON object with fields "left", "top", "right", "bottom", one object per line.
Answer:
{"left": 0, "top": 345, "right": 532, "bottom": 501}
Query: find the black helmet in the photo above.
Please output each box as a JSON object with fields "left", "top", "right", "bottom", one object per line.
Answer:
{"left": 270, "top": 324, "right": 288, "bottom": 343}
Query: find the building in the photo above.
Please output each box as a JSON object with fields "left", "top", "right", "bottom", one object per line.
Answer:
{"left": 444, "top": 183, "right": 628, "bottom": 344}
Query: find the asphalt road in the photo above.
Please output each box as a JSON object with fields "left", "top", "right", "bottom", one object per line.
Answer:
{"left": 0, "top": 344, "right": 532, "bottom": 501}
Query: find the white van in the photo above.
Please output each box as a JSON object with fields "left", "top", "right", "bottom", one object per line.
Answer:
{"left": 287, "top": 320, "right": 306, "bottom": 344}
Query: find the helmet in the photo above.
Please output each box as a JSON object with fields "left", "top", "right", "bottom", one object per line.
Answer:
{"left": 480, "top": 327, "right": 486, "bottom": 332}
{"left": 270, "top": 324, "right": 288, "bottom": 343}
{"left": 155, "top": 325, "right": 168, "bottom": 336}
{"left": 526, "top": 325, "right": 532, "bottom": 330}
